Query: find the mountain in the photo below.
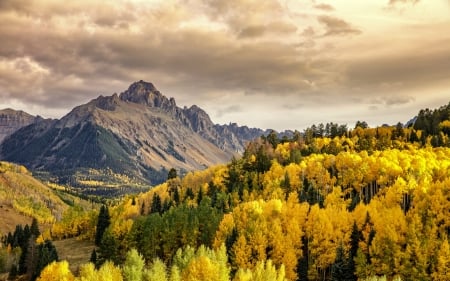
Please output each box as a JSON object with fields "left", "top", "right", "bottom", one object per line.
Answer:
{"left": 0, "top": 108, "right": 41, "bottom": 143}
{"left": 0, "top": 81, "right": 269, "bottom": 192}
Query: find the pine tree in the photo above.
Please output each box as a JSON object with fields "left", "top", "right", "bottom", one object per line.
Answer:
{"left": 297, "top": 236, "right": 309, "bottom": 281}
{"left": 33, "top": 240, "right": 59, "bottom": 280}
{"left": 349, "top": 222, "right": 361, "bottom": 281}
{"left": 97, "top": 229, "right": 119, "bottom": 266}
{"left": 197, "top": 187, "right": 203, "bottom": 205}
{"left": 168, "top": 168, "right": 177, "bottom": 180}
{"left": 95, "top": 205, "right": 111, "bottom": 246}
{"left": 90, "top": 249, "right": 97, "bottom": 265}
{"left": 151, "top": 194, "right": 162, "bottom": 214}
{"left": 331, "top": 244, "right": 353, "bottom": 281}
{"left": 30, "top": 218, "right": 40, "bottom": 237}
{"left": 173, "top": 188, "right": 180, "bottom": 205}
{"left": 186, "top": 188, "right": 195, "bottom": 200}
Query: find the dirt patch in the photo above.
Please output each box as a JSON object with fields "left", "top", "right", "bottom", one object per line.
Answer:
{"left": 53, "top": 238, "right": 95, "bottom": 273}
{"left": 0, "top": 205, "right": 32, "bottom": 235}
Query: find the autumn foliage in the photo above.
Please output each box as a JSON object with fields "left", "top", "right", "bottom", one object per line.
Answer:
{"left": 7, "top": 103, "right": 450, "bottom": 281}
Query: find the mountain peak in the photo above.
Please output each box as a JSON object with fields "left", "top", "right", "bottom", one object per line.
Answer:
{"left": 119, "top": 80, "right": 176, "bottom": 109}
{"left": 0, "top": 108, "right": 40, "bottom": 143}
{"left": 128, "top": 80, "right": 158, "bottom": 92}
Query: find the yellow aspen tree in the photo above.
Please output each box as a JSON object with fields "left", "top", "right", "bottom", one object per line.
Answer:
{"left": 145, "top": 258, "right": 167, "bottom": 281}
{"left": 37, "top": 261, "right": 74, "bottom": 281}
{"left": 76, "top": 263, "right": 97, "bottom": 281}
{"left": 182, "top": 256, "right": 219, "bottom": 281}
{"left": 306, "top": 205, "right": 335, "bottom": 280}
{"left": 168, "top": 265, "right": 181, "bottom": 281}
{"left": 98, "top": 261, "right": 123, "bottom": 281}
{"left": 233, "top": 234, "right": 253, "bottom": 269}
{"left": 432, "top": 239, "right": 450, "bottom": 281}
{"left": 213, "top": 213, "right": 235, "bottom": 249}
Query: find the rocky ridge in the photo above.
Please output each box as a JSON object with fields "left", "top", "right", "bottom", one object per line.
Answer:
{"left": 0, "top": 109, "right": 41, "bottom": 143}
{"left": 0, "top": 81, "right": 269, "bottom": 189}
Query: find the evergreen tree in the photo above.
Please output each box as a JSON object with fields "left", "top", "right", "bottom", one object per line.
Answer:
{"left": 331, "top": 244, "right": 353, "bottom": 281}
{"left": 162, "top": 199, "right": 171, "bottom": 213}
{"left": 349, "top": 222, "right": 361, "bottom": 281}
{"left": 186, "top": 188, "right": 195, "bottom": 200}
{"left": 150, "top": 193, "right": 162, "bottom": 214}
{"left": 140, "top": 202, "right": 146, "bottom": 215}
{"left": 97, "top": 229, "right": 120, "bottom": 266}
{"left": 95, "top": 205, "right": 111, "bottom": 246}
{"left": 355, "top": 121, "right": 368, "bottom": 129}
{"left": 30, "top": 218, "right": 40, "bottom": 237}
{"left": 18, "top": 241, "right": 28, "bottom": 275}
{"left": 90, "top": 249, "right": 97, "bottom": 265}
{"left": 173, "top": 188, "right": 180, "bottom": 205}
{"left": 297, "top": 236, "right": 309, "bottom": 281}
{"left": 32, "top": 240, "right": 59, "bottom": 281}
{"left": 266, "top": 130, "right": 279, "bottom": 149}
{"left": 168, "top": 168, "right": 177, "bottom": 180}
{"left": 197, "top": 187, "right": 204, "bottom": 205}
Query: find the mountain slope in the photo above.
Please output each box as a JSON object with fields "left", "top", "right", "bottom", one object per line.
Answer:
{"left": 0, "top": 161, "right": 67, "bottom": 233}
{"left": 1, "top": 81, "right": 268, "bottom": 191}
{"left": 0, "top": 108, "right": 41, "bottom": 143}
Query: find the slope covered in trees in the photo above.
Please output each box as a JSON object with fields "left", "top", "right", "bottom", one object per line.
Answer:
{"left": 12, "top": 102, "right": 450, "bottom": 280}
{"left": 0, "top": 162, "right": 68, "bottom": 232}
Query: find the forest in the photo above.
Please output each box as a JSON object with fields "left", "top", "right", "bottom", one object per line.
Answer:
{"left": 0, "top": 102, "right": 449, "bottom": 281}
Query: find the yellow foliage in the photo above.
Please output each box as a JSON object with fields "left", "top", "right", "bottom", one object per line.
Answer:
{"left": 182, "top": 255, "right": 220, "bottom": 281}
{"left": 37, "top": 261, "right": 74, "bottom": 281}
{"left": 217, "top": 198, "right": 307, "bottom": 280}
{"left": 439, "top": 120, "right": 450, "bottom": 129}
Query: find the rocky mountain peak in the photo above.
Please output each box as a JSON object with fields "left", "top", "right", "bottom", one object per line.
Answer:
{"left": 92, "top": 93, "right": 121, "bottom": 111}
{"left": 0, "top": 109, "right": 40, "bottom": 143}
{"left": 119, "top": 80, "right": 176, "bottom": 110}
{"left": 183, "top": 105, "right": 214, "bottom": 132}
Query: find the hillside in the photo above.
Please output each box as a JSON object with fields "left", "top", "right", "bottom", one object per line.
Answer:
{"left": 1, "top": 102, "right": 449, "bottom": 281}
{"left": 0, "top": 81, "right": 271, "bottom": 194}
{"left": 23, "top": 101, "right": 450, "bottom": 281}
{"left": 0, "top": 161, "right": 67, "bottom": 234}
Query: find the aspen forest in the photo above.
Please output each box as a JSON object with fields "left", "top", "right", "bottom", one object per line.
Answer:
{"left": 1, "top": 103, "right": 450, "bottom": 281}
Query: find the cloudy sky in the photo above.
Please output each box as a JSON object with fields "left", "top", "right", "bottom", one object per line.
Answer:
{"left": 0, "top": 0, "right": 449, "bottom": 131}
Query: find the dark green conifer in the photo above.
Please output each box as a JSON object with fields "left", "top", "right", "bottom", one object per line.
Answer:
{"left": 95, "top": 205, "right": 111, "bottom": 246}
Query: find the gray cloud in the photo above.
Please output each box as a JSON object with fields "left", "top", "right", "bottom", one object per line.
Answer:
{"left": 216, "top": 105, "right": 243, "bottom": 118}
{"left": 0, "top": 0, "right": 315, "bottom": 112}
{"left": 346, "top": 45, "right": 450, "bottom": 90}
{"left": 318, "top": 15, "right": 361, "bottom": 36}
{"left": 371, "top": 96, "right": 415, "bottom": 106}
{"left": 238, "top": 21, "right": 297, "bottom": 38}
{"left": 0, "top": 0, "right": 448, "bottom": 130}
{"left": 314, "top": 3, "right": 335, "bottom": 11}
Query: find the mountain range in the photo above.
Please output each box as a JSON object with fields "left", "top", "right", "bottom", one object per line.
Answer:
{"left": 0, "top": 81, "right": 272, "bottom": 192}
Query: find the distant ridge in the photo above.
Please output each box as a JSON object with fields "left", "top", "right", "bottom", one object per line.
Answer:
{"left": 0, "top": 81, "right": 272, "bottom": 192}
{"left": 0, "top": 108, "right": 41, "bottom": 143}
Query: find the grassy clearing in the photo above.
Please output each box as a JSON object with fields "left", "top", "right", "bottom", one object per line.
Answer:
{"left": 0, "top": 205, "right": 32, "bottom": 234}
{"left": 53, "top": 238, "right": 95, "bottom": 273}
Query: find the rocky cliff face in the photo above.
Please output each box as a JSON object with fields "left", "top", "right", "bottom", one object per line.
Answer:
{"left": 0, "top": 109, "right": 40, "bottom": 143}
{"left": 1, "top": 81, "right": 268, "bottom": 189}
